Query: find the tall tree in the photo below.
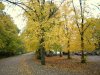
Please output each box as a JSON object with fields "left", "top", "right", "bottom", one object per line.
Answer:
{"left": 0, "top": 2, "right": 24, "bottom": 57}
{"left": 22, "top": 0, "right": 60, "bottom": 65}
{"left": 61, "top": 0, "right": 73, "bottom": 59}
{"left": 72, "top": 0, "right": 100, "bottom": 63}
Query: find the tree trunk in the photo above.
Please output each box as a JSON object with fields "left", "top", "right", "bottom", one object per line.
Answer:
{"left": 59, "top": 51, "right": 62, "bottom": 57}
{"left": 36, "top": 49, "right": 41, "bottom": 60}
{"left": 39, "top": 0, "right": 46, "bottom": 65}
{"left": 68, "top": 50, "right": 71, "bottom": 59}
{"left": 40, "top": 45, "right": 45, "bottom": 65}
{"left": 55, "top": 50, "right": 57, "bottom": 56}
{"left": 81, "top": 32, "right": 86, "bottom": 63}
{"left": 40, "top": 38, "right": 45, "bottom": 65}
{"left": 79, "top": 0, "right": 86, "bottom": 63}
{"left": 67, "top": 40, "right": 71, "bottom": 59}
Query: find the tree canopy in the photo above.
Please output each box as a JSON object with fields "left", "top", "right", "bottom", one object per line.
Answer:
{"left": 0, "top": 2, "right": 24, "bottom": 57}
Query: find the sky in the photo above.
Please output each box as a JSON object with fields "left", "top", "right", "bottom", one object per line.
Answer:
{"left": 4, "top": 1, "right": 25, "bottom": 32}
{"left": 3, "top": 0, "right": 100, "bottom": 31}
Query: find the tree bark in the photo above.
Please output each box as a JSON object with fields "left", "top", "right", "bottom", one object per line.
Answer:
{"left": 40, "top": 45, "right": 45, "bottom": 65}
{"left": 79, "top": 0, "right": 86, "bottom": 63}
{"left": 39, "top": 1, "right": 46, "bottom": 65}
{"left": 81, "top": 32, "right": 86, "bottom": 63}
{"left": 67, "top": 45, "right": 71, "bottom": 59}
{"left": 40, "top": 37, "right": 45, "bottom": 65}
{"left": 59, "top": 51, "right": 62, "bottom": 57}
{"left": 67, "top": 40, "right": 71, "bottom": 59}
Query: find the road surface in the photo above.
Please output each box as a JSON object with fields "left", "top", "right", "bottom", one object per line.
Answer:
{"left": 0, "top": 53, "right": 100, "bottom": 75}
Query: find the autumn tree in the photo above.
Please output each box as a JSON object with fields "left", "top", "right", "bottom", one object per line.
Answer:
{"left": 21, "top": 0, "right": 62, "bottom": 65}
{"left": 60, "top": 0, "right": 75, "bottom": 59}
{"left": 0, "top": 2, "right": 24, "bottom": 57}
{"left": 72, "top": 0, "right": 100, "bottom": 63}
{"left": 2, "top": 0, "right": 65, "bottom": 65}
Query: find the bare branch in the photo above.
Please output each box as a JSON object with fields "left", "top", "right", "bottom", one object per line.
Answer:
{"left": 5, "top": 0, "right": 32, "bottom": 16}
{"left": 4, "top": 0, "right": 41, "bottom": 21}
{"left": 91, "top": 4, "right": 100, "bottom": 11}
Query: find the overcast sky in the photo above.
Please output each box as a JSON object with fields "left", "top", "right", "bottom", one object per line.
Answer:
{"left": 4, "top": 0, "right": 100, "bottom": 31}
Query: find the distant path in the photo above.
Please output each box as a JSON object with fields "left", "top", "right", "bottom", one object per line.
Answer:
{"left": 0, "top": 53, "right": 100, "bottom": 75}
{"left": 73, "top": 55, "right": 100, "bottom": 62}
{"left": 87, "top": 56, "right": 100, "bottom": 62}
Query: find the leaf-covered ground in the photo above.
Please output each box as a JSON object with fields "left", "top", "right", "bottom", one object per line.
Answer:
{"left": 0, "top": 53, "right": 100, "bottom": 75}
{"left": 34, "top": 55, "right": 100, "bottom": 75}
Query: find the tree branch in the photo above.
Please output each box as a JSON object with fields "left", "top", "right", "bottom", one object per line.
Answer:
{"left": 85, "top": 36, "right": 91, "bottom": 45}
{"left": 72, "top": 0, "right": 81, "bottom": 34}
{"left": 5, "top": 0, "right": 41, "bottom": 21}
{"left": 83, "top": 23, "right": 90, "bottom": 32}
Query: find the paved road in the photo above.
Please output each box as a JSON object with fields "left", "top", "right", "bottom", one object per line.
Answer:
{"left": 0, "top": 53, "right": 70, "bottom": 75}
{"left": 72, "top": 55, "right": 100, "bottom": 62}
{"left": 0, "top": 53, "right": 100, "bottom": 75}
